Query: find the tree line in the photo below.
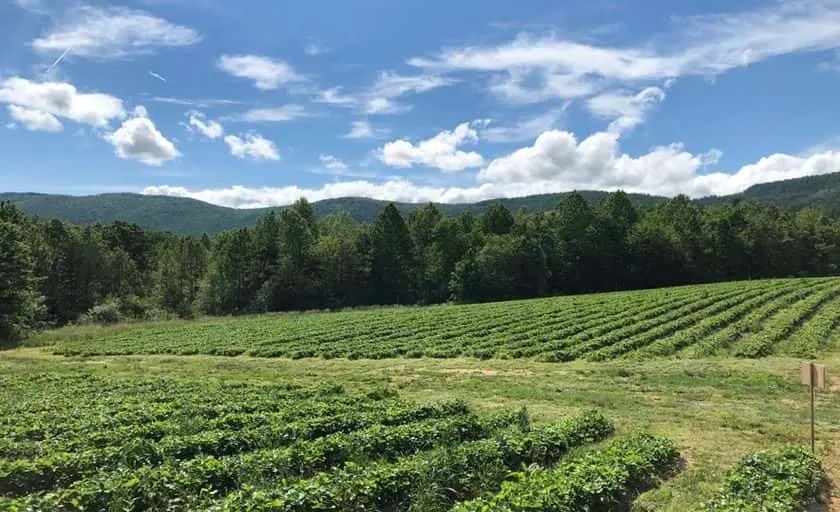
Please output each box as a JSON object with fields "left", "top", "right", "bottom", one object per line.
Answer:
{"left": 4, "top": 191, "right": 840, "bottom": 345}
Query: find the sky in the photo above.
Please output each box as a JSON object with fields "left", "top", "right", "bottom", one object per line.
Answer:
{"left": 2, "top": 0, "right": 840, "bottom": 208}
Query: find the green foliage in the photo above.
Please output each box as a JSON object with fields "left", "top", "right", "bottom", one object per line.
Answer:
{"left": 49, "top": 277, "right": 840, "bottom": 362}
{"left": 701, "top": 446, "right": 824, "bottom": 511}
{"left": 0, "top": 190, "right": 665, "bottom": 234}
{"left": 0, "top": 210, "right": 40, "bottom": 345}
{"left": 453, "top": 433, "right": 680, "bottom": 511}
{"left": 0, "top": 371, "right": 627, "bottom": 511}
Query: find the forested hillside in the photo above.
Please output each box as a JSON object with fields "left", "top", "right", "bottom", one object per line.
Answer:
{"left": 5, "top": 173, "right": 840, "bottom": 234}
{"left": 0, "top": 191, "right": 663, "bottom": 234}
{"left": 4, "top": 190, "right": 840, "bottom": 345}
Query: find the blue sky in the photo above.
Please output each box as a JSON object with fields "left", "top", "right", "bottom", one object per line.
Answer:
{"left": 2, "top": 0, "right": 840, "bottom": 207}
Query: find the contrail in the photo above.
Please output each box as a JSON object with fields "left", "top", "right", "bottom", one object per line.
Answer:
{"left": 45, "top": 46, "right": 73, "bottom": 73}
{"left": 148, "top": 70, "right": 167, "bottom": 83}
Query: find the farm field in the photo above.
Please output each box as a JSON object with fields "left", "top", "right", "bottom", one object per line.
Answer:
{"left": 36, "top": 277, "right": 840, "bottom": 361}
{"left": 0, "top": 350, "right": 836, "bottom": 510}
{"left": 6, "top": 276, "right": 840, "bottom": 510}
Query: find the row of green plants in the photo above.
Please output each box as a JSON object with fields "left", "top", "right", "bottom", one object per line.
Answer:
{"left": 701, "top": 446, "right": 824, "bottom": 511}
{"left": 453, "top": 432, "right": 680, "bottom": 511}
{"left": 215, "top": 411, "right": 615, "bottom": 512}
{"left": 2, "top": 411, "right": 612, "bottom": 511}
{"left": 1, "top": 386, "right": 389, "bottom": 458}
{"left": 735, "top": 283, "right": 840, "bottom": 358}
{"left": 48, "top": 278, "right": 840, "bottom": 361}
{"left": 0, "top": 400, "right": 470, "bottom": 495}
{"left": 685, "top": 281, "right": 825, "bottom": 357}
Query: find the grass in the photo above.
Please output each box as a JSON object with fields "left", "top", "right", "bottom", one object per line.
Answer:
{"left": 2, "top": 347, "right": 839, "bottom": 510}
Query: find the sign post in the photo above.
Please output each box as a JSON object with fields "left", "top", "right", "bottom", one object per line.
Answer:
{"left": 801, "top": 362, "right": 827, "bottom": 453}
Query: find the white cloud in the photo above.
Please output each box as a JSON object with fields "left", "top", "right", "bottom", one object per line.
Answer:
{"left": 319, "top": 154, "right": 347, "bottom": 170}
{"left": 142, "top": 143, "right": 840, "bottom": 208}
{"left": 304, "top": 43, "right": 327, "bottom": 56}
{"left": 314, "top": 87, "right": 358, "bottom": 106}
{"left": 32, "top": 6, "right": 200, "bottom": 59}
{"left": 224, "top": 133, "right": 280, "bottom": 161}
{"left": 586, "top": 86, "right": 666, "bottom": 134}
{"left": 187, "top": 111, "right": 223, "bottom": 139}
{"left": 377, "top": 122, "right": 485, "bottom": 172}
{"left": 476, "top": 128, "right": 840, "bottom": 198}
{"left": 7, "top": 105, "right": 63, "bottom": 132}
{"left": 105, "top": 106, "right": 179, "bottom": 165}
{"left": 217, "top": 54, "right": 304, "bottom": 90}
{"left": 235, "top": 105, "right": 310, "bottom": 122}
{"left": 482, "top": 108, "right": 566, "bottom": 143}
{"left": 364, "top": 97, "right": 410, "bottom": 115}
{"left": 409, "top": 1, "right": 840, "bottom": 102}
{"left": 0, "top": 77, "right": 124, "bottom": 127}
{"left": 151, "top": 96, "right": 242, "bottom": 108}
{"left": 343, "top": 120, "right": 388, "bottom": 139}
{"left": 371, "top": 71, "right": 455, "bottom": 98}
{"left": 362, "top": 71, "right": 454, "bottom": 116}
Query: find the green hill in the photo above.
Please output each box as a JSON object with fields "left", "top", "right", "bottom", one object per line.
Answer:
{"left": 697, "top": 172, "right": 840, "bottom": 211}
{"left": 5, "top": 171, "right": 840, "bottom": 234}
{"left": 0, "top": 190, "right": 662, "bottom": 234}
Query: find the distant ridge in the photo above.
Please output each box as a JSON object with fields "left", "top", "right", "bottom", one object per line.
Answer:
{"left": 3, "top": 171, "right": 840, "bottom": 234}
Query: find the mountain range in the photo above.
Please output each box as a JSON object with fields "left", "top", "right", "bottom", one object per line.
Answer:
{"left": 3, "top": 172, "right": 840, "bottom": 234}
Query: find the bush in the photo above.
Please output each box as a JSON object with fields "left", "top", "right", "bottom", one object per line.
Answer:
{"left": 82, "top": 300, "right": 123, "bottom": 325}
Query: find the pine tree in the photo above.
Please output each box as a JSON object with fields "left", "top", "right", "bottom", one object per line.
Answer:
{"left": 370, "top": 204, "right": 416, "bottom": 304}
{"left": 0, "top": 216, "right": 40, "bottom": 345}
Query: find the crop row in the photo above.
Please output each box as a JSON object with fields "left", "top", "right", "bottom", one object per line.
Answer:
{"left": 701, "top": 446, "right": 824, "bottom": 511}
{"left": 452, "top": 432, "right": 680, "bottom": 511}
{"left": 213, "top": 411, "right": 615, "bottom": 512}
{"left": 4, "top": 412, "right": 614, "bottom": 511}
{"left": 0, "top": 382, "right": 394, "bottom": 460}
{"left": 46, "top": 277, "right": 840, "bottom": 361}
{"left": 735, "top": 282, "right": 840, "bottom": 358}
{"left": 0, "top": 400, "right": 469, "bottom": 495}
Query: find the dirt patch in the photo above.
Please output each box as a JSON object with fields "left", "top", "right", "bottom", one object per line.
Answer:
{"left": 442, "top": 368, "right": 534, "bottom": 377}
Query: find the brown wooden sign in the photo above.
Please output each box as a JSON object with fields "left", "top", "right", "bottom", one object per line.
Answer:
{"left": 801, "top": 363, "right": 828, "bottom": 390}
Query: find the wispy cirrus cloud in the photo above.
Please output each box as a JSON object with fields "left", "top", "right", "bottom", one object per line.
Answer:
{"left": 233, "top": 105, "right": 312, "bottom": 123}
{"left": 32, "top": 5, "right": 201, "bottom": 59}
{"left": 217, "top": 54, "right": 305, "bottom": 90}
{"left": 409, "top": 0, "right": 840, "bottom": 115}
{"left": 342, "top": 120, "right": 389, "bottom": 139}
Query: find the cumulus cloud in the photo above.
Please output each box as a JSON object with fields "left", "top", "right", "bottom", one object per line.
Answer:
{"left": 235, "top": 105, "right": 310, "bottom": 122}
{"left": 409, "top": 1, "right": 840, "bottom": 103}
{"left": 8, "top": 105, "right": 63, "bottom": 132}
{"left": 0, "top": 77, "right": 124, "bottom": 128}
{"left": 143, "top": 142, "right": 840, "bottom": 208}
{"left": 217, "top": 54, "right": 305, "bottom": 90}
{"left": 377, "top": 122, "right": 484, "bottom": 172}
{"left": 319, "top": 154, "right": 347, "bottom": 170}
{"left": 187, "top": 111, "right": 223, "bottom": 139}
{"left": 105, "top": 106, "right": 179, "bottom": 165}
{"left": 586, "top": 86, "right": 666, "bottom": 134}
{"left": 32, "top": 5, "right": 200, "bottom": 59}
{"left": 343, "top": 120, "right": 388, "bottom": 139}
{"left": 224, "top": 133, "right": 280, "bottom": 161}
